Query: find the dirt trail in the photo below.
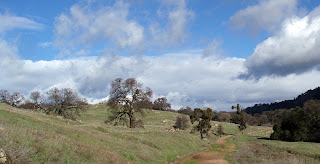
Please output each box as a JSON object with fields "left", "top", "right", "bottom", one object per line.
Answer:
{"left": 178, "top": 135, "right": 235, "bottom": 164}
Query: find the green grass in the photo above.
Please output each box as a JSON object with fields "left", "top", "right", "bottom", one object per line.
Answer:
{"left": 2, "top": 103, "right": 318, "bottom": 164}
{"left": 230, "top": 134, "right": 320, "bottom": 163}
{"left": 0, "top": 103, "right": 212, "bottom": 163}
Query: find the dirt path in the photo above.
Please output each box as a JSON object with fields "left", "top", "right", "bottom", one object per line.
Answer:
{"left": 178, "top": 135, "right": 235, "bottom": 164}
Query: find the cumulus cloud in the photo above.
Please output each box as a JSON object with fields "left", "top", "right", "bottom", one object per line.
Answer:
{"left": 149, "top": 0, "right": 194, "bottom": 46}
{"left": 54, "top": 1, "right": 144, "bottom": 50}
{"left": 0, "top": 12, "right": 44, "bottom": 33}
{"left": 2, "top": 45, "right": 320, "bottom": 110}
{"left": 230, "top": 0, "right": 297, "bottom": 34}
{"left": 241, "top": 6, "right": 320, "bottom": 78}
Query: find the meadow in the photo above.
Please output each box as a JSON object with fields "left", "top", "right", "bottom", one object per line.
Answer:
{"left": 0, "top": 103, "right": 215, "bottom": 163}
{"left": 1, "top": 103, "right": 319, "bottom": 164}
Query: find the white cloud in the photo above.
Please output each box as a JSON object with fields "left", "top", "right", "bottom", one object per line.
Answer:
{"left": 0, "top": 13, "right": 44, "bottom": 33}
{"left": 1, "top": 46, "right": 320, "bottom": 110}
{"left": 150, "top": 0, "right": 194, "bottom": 46}
{"left": 230, "top": 0, "right": 297, "bottom": 34}
{"left": 202, "top": 39, "right": 224, "bottom": 58}
{"left": 54, "top": 1, "right": 144, "bottom": 50}
{"left": 242, "top": 6, "right": 320, "bottom": 78}
{"left": 38, "top": 41, "right": 52, "bottom": 48}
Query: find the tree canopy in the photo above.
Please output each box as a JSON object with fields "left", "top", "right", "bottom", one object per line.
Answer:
{"left": 106, "top": 78, "right": 153, "bottom": 128}
{"left": 153, "top": 97, "right": 171, "bottom": 111}
{"left": 190, "top": 108, "right": 213, "bottom": 139}
{"left": 46, "top": 87, "right": 88, "bottom": 120}
{"left": 270, "top": 100, "right": 320, "bottom": 142}
{"left": 232, "top": 104, "right": 247, "bottom": 132}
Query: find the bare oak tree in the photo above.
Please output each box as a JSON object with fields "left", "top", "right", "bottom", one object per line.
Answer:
{"left": 46, "top": 88, "right": 88, "bottom": 120}
{"left": 30, "top": 91, "right": 44, "bottom": 109}
{"left": 106, "top": 78, "right": 153, "bottom": 128}
{"left": 9, "top": 92, "right": 24, "bottom": 107}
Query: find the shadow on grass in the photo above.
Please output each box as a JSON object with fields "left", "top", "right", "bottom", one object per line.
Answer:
{"left": 257, "top": 137, "right": 273, "bottom": 140}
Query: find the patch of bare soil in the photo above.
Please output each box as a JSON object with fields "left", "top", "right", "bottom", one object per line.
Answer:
{"left": 178, "top": 135, "right": 235, "bottom": 164}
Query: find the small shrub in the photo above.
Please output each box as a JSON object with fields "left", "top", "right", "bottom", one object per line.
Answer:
{"left": 217, "top": 124, "right": 224, "bottom": 137}
{"left": 173, "top": 115, "right": 189, "bottom": 130}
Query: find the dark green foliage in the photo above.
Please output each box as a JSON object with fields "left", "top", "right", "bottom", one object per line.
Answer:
{"left": 232, "top": 104, "right": 247, "bottom": 132}
{"left": 239, "top": 110, "right": 247, "bottom": 131}
{"left": 106, "top": 78, "right": 153, "bottom": 128}
{"left": 246, "top": 86, "right": 320, "bottom": 114}
{"left": 173, "top": 115, "right": 189, "bottom": 130}
{"left": 271, "top": 100, "right": 320, "bottom": 142}
{"left": 190, "top": 108, "right": 213, "bottom": 139}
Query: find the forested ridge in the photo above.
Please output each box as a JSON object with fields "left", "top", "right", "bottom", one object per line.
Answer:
{"left": 245, "top": 87, "right": 320, "bottom": 114}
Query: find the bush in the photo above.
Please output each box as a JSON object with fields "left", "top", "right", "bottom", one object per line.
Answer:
{"left": 173, "top": 115, "right": 189, "bottom": 130}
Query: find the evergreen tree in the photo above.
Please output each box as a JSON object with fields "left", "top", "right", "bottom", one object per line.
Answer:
{"left": 232, "top": 104, "right": 247, "bottom": 133}
{"left": 190, "top": 108, "right": 213, "bottom": 139}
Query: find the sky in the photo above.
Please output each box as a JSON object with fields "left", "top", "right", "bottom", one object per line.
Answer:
{"left": 1, "top": 0, "right": 320, "bottom": 110}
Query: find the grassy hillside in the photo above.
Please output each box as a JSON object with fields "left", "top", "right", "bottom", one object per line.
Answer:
{"left": 0, "top": 103, "right": 215, "bottom": 164}
{"left": 229, "top": 130, "right": 320, "bottom": 163}
{"left": 1, "top": 103, "right": 319, "bottom": 164}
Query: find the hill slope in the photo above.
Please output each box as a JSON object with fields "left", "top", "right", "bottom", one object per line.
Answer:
{"left": 0, "top": 103, "right": 213, "bottom": 164}
{"left": 245, "top": 86, "right": 320, "bottom": 114}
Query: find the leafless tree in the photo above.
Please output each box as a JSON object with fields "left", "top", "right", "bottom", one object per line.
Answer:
{"left": 30, "top": 91, "right": 44, "bottom": 109}
{"left": 46, "top": 88, "right": 88, "bottom": 120}
{"left": 9, "top": 92, "right": 24, "bottom": 107}
{"left": 0, "top": 89, "right": 10, "bottom": 104}
{"left": 106, "top": 78, "right": 153, "bottom": 128}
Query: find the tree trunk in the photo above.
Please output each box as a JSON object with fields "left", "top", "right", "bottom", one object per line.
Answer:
{"left": 129, "top": 114, "right": 135, "bottom": 128}
{"left": 200, "top": 130, "right": 203, "bottom": 140}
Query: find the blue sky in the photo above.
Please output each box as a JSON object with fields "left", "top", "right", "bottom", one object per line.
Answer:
{"left": 0, "top": 0, "right": 272, "bottom": 60}
{"left": 1, "top": 0, "right": 320, "bottom": 110}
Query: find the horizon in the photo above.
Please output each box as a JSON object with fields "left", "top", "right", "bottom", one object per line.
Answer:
{"left": 1, "top": 0, "right": 320, "bottom": 110}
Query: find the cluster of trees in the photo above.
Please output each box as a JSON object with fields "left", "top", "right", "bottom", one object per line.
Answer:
{"left": 0, "top": 90, "right": 24, "bottom": 107}
{"left": 245, "top": 87, "right": 320, "bottom": 114}
{"left": 0, "top": 88, "right": 88, "bottom": 120}
{"left": 208, "top": 107, "right": 293, "bottom": 127}
{"left": 271, "top": 100, "right": 320, "bottom": 142}
{"left": 105, "top": 78, "right": 231, "bottom": 139}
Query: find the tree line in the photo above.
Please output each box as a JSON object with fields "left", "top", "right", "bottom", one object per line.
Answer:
{"left": 270, "top": 100, "right": 320, "bottom": 142}
{"left": 105, "top": 78, "right": 248, "bottom": 139}
{"left": 245, "top": 86, "right": 320, "bottom": 114}
{"left": 5, "top": 77, "right": 318, "bottom": 142}
{"left": 0, "top": 88, "right": 88, "bottom": 120}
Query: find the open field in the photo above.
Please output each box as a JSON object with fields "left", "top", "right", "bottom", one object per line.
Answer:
{"left": 0, "top": 103, "right": 216, "bottom": 164}
{"left": 1, "top": 103, "right": 320, "bottom": 164}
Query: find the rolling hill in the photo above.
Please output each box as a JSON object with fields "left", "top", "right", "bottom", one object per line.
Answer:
{"left": 0, "top": 103, "right": 215, "bottom": 163}
{"left": 245, "top": 86, "right": 320, "bottom": 114}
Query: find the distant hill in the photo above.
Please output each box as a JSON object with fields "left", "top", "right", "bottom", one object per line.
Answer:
{"left": 245, "top": 86, "right": 320, "bottom": 114}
